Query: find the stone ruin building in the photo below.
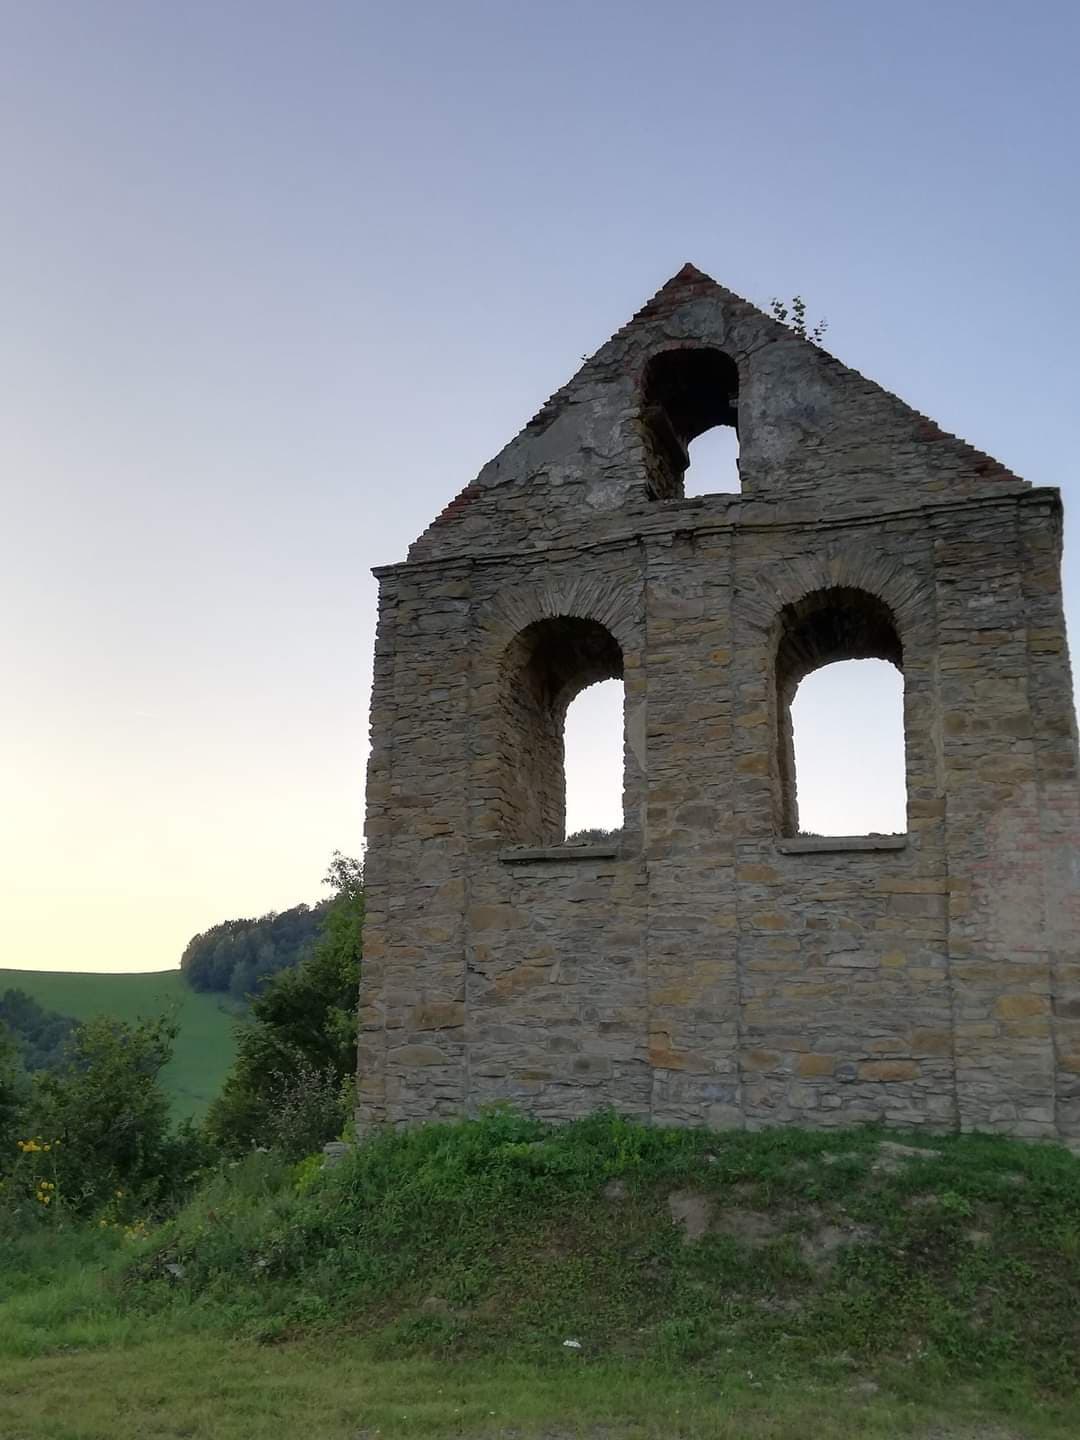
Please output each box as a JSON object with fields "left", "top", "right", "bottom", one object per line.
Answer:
{"left": 358, "top": 263, "right": 1080, "bottom": 1147}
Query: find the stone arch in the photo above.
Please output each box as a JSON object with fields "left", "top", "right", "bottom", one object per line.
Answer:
{"left": 774, "top": 587, "right": 905, "bottom": 834}
{"left": 496, "top": 616, "right": 623, "bottom": 845}
{"left": 735, "top": 542, "right": 931, "bottom": 647}
{"left": 475, "top": 574, "right": 644, "bottom": 847}
{"left": 736, "top": 544, "right": 932, "bottom": 836}
{"left": 475, "top": 574, "right": 641, "bottom": 657}
{"left": 638, "top": 345, "right": 741, "bottom": 500}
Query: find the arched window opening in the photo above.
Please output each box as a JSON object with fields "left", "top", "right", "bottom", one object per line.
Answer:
{"left": 564, "top": 678, "right": 624, "bottom": 840}
{"left": 498, "top": 616, "right": 624, "bottom": 846}
{"left": 641, "top": 347, "right": 740, "bottom": 500}
{"left": 790, "top": 660, "right": 907, "bottom": 836}
{"left": 774, "top": 587, "right": 906, "bottom": 837}
{"left": 685, "top": 424, "right": 740, "bottom": 496}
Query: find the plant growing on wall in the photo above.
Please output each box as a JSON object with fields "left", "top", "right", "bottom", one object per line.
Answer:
{"left": 769, "top": 295, "right": 828, "bottom": 344}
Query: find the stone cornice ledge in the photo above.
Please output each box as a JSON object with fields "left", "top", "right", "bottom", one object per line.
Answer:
{"left": 777, "top": 835, "right": 908, "bottom": 854}
{"left": 499, "top": 843, "right": 621, "bottom": 863}
{"left": 375, "top": 488, "right": 1059, "bottom": 578}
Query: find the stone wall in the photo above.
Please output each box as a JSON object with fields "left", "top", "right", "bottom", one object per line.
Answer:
{"left": 358, "top": 266, "right": 1080, "bottom": 1146}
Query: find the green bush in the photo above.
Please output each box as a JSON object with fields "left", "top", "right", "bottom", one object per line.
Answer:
{"left": 204, "top": 853, "right": 362, "bottom": 1154}
{"left": 11, "top": 1014, "right": 208, "bottom": 1219}
{"left": 0, "top": 1023, "right": 27, "bottom": 1162}
{"left": 0, "top": 990, "right": 76, "bottom": 1073}
{"left": 263, "top": 1058, "right": 347, "bottom": 1160}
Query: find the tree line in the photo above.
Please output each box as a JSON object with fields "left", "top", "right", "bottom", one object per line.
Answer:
{"left": 0, "top": 990, "right": 76, "bottom": 1073}
{"left": 179, "top": 901, "right": 331, "bottom": 1000}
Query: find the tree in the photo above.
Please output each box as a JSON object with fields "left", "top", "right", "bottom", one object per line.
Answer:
{"left": 27, "top": 1014, "right": 199, "bottom": 1213}
{"left": 768, "top": 295, "right": 828, "bottom": 344}
{"left": 0, "top": 1022, "right": 27, "bottom": 1159}
{"left": 204, "top": 853, "right": 363, "bottom": 1157}
{"left": 0, "top": 989, "right": 76, "bottom": 1072}
{"left": 180, "top": 903, "right": 328, "bottom": 998}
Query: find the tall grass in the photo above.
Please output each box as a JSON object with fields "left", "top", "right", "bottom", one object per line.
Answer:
{"left": 2, "top": 1110, "right": 1078, "bottom": 1436}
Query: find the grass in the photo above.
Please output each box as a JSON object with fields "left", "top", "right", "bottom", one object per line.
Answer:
{"left": 1, "top": 1111, "right": 1078, "bottom": 1438}
{"left": 1, "top": 1337, "right": 1067, "bottom": 1439}
{"left": 0, "top": 968, "right": 237, "bottom": 1120}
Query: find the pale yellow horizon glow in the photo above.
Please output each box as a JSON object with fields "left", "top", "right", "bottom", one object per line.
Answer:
{"left": 1, "top": 682, "right": 367, "bottom": 974}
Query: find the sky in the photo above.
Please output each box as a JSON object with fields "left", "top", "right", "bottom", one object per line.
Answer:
{"left": 1, "top": 2, "right": 1077, "bottom": 972}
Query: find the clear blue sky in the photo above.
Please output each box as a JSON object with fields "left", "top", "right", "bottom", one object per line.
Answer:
{"left": 1, "top": 2, "right": 1077, "bottom": 969}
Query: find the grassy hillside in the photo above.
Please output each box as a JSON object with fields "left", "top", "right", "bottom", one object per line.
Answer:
{"left": 0, "top": 968, "right": 237, "bottom": 1120}
{"left": 2, "top": 1112, "right": 1078, "bottom": 1437}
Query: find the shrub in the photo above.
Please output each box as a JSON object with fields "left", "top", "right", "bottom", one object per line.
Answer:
{"left": 0, "top": 990, "right": 77, "bottom": 1072}
{"left": 204, "top": 853, "right": 362, "bottom": 1153}
{"left": 0, "top": 1023, "right": 27, "bottom": 1162}
{"left": 20, "top": 1015, "right": 207, "bottom": 1216}
{"left": 264, "top": 1058, "right": 347, "bottom": 1160}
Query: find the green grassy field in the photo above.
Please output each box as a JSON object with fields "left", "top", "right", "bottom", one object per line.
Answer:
{"left": 0, "top": 968, "right": 237, "bottom": 1120}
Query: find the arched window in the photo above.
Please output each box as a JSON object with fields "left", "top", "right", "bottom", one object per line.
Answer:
{"left": 774, "top": 587, "right": 906, "bottom": 837}
{"left": 563, "top": 678, "right": 624, "bottom": 839}
{"left": 641, "top": 347, "right": 740, "bottom": 500}
{"left": 685, "top": 424, "right": 740, "bottom": 497}
{"left": 497, "top": 616, "right": 624, "bottom": 845}
{"left": 790, "top": 661, "right": 907, "bottom": 835}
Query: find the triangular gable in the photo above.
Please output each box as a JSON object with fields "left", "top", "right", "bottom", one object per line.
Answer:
{"left": 410, "top": 264, "right": 1024, "bottom": 560}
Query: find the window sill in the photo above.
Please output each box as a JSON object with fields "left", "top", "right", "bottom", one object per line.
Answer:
{"left": 776, "top": 834, "right": 908, "bottom": 855}
{"left": 499, "top": 843, "right": 621, "bottom": 864}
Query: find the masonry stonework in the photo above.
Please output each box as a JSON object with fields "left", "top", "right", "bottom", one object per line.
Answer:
{"left": 358, "top": 265, "right": 1080, "bottom": 1145}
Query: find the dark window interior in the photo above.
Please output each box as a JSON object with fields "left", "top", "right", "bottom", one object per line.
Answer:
{"left": 641, "top": 348, "right": 740, "bottom": 499}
